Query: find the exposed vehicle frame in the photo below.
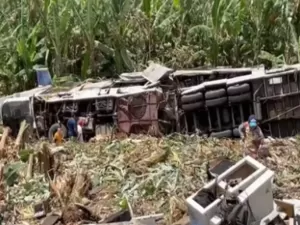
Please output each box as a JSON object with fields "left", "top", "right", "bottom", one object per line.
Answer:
{"left": 179, "top": 64, "right": 300, "bottom": 138}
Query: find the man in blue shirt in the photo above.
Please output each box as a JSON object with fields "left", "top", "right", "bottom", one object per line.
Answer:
{"left": 67, "top": 116, "right": 77, "bottom": 139}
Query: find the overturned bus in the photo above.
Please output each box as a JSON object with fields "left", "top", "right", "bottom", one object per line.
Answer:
{"left": 1, "top": 84, "right": 167, "bottom": 140}
{"left": 179, "top": 64, "right": 300, "bottom": 138}
{"left": 1, "top": 63, "right": 300, "bottom": 139}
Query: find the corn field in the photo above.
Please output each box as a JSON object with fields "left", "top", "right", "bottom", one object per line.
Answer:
{"left": 0, "top": 0, "right": 299, "bottom": 94}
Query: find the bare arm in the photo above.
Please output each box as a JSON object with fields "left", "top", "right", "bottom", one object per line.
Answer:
{"left": 53, "top": 133, "right": 57, "bottom": 142}
{"left": 238, "top": 123, "right": 245, "bottom": 139}
{"left": 256, "top": 126, "right": 264, "bottom": 141}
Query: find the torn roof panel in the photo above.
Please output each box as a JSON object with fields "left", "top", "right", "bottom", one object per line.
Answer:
{"left": 173, "top": 70, "right": 213, "bottom": 76}
{"left": 43, "top": 86, "right": 162, "bottom": 103}
{"left": 142, "top": 63, "right": 174, "bottom": 83}
{"left": 114, "top": 78, "right": 146, "bottom": 85}
{"left": 12, "top": 85, "right": 52, "bottom": 97}
{"left": 173, "top": 67, "right": 256, "bottom": 77}
{"left": 69, "top": 80, "right": 114, "bottom": 92}
{"left": 119, "top": 72, "right": 145, "bottom": 81}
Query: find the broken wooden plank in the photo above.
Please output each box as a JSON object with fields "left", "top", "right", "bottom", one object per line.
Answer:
{"left": 86, "top": 213, "right": 164, "bottom": 225}
{"left": 41, "top": 214, "right": 60, "bottom": 225}
{"left": 275, "top": 199, "right": 296, "bottom": 217}
{"left": 100, "top": 209, "right": 131, "bottom": 223}
{"left": 0, "top": 127, "right": 10, "bottom": 157}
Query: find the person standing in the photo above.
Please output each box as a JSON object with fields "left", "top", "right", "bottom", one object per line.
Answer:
{"left": 77, "top": 120, "right": 84, "bottom": 142}
{"left": 67, "top": 116, "right": 77, "bottom": 141}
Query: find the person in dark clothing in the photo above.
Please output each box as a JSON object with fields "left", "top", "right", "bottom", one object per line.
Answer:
{"left": 67, "top": 116, "right": 77, "bottom": 139}
{"left": 238, "top": 115, "right": 266, "bottom": 158}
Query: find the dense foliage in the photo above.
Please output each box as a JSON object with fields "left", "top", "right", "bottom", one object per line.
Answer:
{"left": 0, "top": 0, "right": 299, "bottom": 94}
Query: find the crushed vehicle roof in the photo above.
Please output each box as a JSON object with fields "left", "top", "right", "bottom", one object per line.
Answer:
{"left": 119, "top": 71, "right": 146, "bottom": 82}
{"left": 1, "top": 85, "right": 52, "bottom": 102}
{"left": 38, "top": 84, "right": 162, "bottom": 102}
{"left": 172, "top": 67, "right": 258, "bottom": 77}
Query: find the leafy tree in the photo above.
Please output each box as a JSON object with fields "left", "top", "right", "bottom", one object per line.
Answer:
{"left": 0, "top": 0, "right": 299, "bottom": 94}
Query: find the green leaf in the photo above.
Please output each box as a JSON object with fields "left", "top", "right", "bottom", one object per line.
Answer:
{"left": 119, "top": 196, "right": 129, "bottom": 209}
{"left": 4, "top": 162, "right": 25, "bottom": 186}
{"left": 212, "top": 0, "right": 221, "bottom": 31}
{"left": 173, "top": 0, "right": 180, "bottom": 9}
{"left": 120, "top": 48, "right": 134, "bottom": 71}
{"left": 19, "top": 149, "right": 34, "bottom": 162}
{"left": 259, "top": 50, "right": 284, "bottom": 66}
{"left": 187, "top": 25, "right": 212, "bottom": 38}
{"left": 142, "top": 0, "right": 151, "bottom": 17}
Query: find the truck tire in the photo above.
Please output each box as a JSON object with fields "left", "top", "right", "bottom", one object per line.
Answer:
{"left": 210, "top": 129, "right": 232, "bottom": 138}
{"left": 182, "top": 101, "right": 204, "bottom": 111}
{"left": 227, "top": 84, "right": 250, "bottom": 95}
{"left": 228, "top": 93, "right": 251, "bottom": 103}
{"left": 206, "top": 97, "right": 227, "bottom": 107}
{"left": 181, "top": 92, "right": 203, "bottom": 104}
{"left": 205, "top": 89, "right": 226, "bottom": 100}
{"left": 48, "top": 123, "right": 67, "bottom": 140}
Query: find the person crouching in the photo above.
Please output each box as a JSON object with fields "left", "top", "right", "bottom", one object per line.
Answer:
{"left": 53, "top": 127, "right": 63, "bottom": 145}
{"left": 238, "top": 115, "right": 269, "bottom": 159}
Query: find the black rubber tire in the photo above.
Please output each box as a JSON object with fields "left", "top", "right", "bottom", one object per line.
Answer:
{"left": 181, "top": 92, "right": 203, "bottom": 104}
{"left": 48, "top": 123, "right": 67, "bottom": 140}
{"left": 182, "top": 101, "right": 204, "bottom": 111}
{"left": 233, "top": 128, "right": 240, "bottom": 137}
{"left": 228, "top": 93, "right": 251, "bottom": 103}
{"left": 210, "top": 129, "right": 232, "bottom": 138}
{"left": 227, "top": 83, "right": 250, "bottom": 96}
{"left": 206, "top": 97, "right": 227, "bottom": 107}
{"left": 205, "top": 89, "right": 226, "bottom": 100}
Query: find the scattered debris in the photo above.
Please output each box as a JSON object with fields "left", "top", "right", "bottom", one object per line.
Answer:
{"left": 34, "top": 200, "right": 51, "bottom": 219}
{"left": 2, "top": 121, "right": 300, "bottom": 224}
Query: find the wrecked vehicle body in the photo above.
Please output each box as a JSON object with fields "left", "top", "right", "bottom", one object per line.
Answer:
{"left": 2, "top": 63, "right": 300, "bottom": 139}
{"left": 0, "top": 72, "right": 167, "bottom": 139}
{"left": 0, "top": 86, "right": 52, "bottom": 136}
{"left": 178, "top": 64, "right": 300, "bottom": 138}
{"left": 34, "top": 85, "right": 165, "bottom": 140}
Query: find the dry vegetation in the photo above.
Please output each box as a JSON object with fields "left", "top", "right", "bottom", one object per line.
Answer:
{"left": 0, "top": 130, "right": 300, "bottom": 224}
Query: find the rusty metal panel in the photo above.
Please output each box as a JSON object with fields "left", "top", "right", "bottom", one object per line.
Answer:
{"left": 117, "top": 92, "right": 159, "bottom": 134}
